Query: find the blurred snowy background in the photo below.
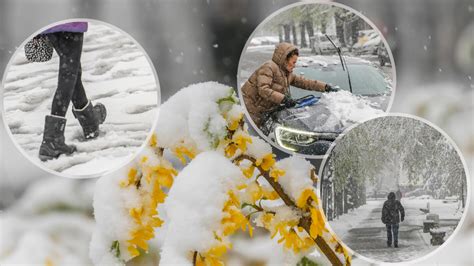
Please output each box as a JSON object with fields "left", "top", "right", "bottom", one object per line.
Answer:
{"left": 0, "top": 0, "right": 472, "bottom": 265}
{"left": 3, "top": 22, "right": 159, "bottom": 177}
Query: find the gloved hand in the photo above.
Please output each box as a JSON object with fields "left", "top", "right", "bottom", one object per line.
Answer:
{"left": 401, "top": 216, "right": 404, "bottom": 222}
{"left": 325, "top": 84, "right": 338, "bottom": 92}
{"left": 281, "top": 96, "right": 297, "bottom": 108}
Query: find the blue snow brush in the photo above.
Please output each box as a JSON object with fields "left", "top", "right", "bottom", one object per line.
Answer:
{"left": 295, "top": 95, "right": 320, "bottom": 108}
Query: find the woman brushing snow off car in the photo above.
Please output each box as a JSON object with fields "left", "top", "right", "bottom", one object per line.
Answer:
{"left": 31, "top": 22, "right": 107, "bottom": 161}
{"left": 241, "top": 42, "right": 337, "bottom": 128}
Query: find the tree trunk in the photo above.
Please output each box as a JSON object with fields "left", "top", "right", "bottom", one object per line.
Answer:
{"left": 278, "top": 25, "right": 283, "bottom": 43}
{"left": 291, "top": 22, "right": 298, "bottom": 46}
{"left": 335, "top": 191, "right": 343, "bottom": 217}
{"left": 343, "top": 189, "right": 348, "bottom": 214}
{"left": 283, "top": 24, "right": 291, "bottom": 43}
{"left": 321, "top": 21, "right": 327, "bottom": 34}
{"left": 335, "top": 12, "right": 345, "bottom": 47}
{"left": 300, "top": 21, "right": 307, "bottom": 48}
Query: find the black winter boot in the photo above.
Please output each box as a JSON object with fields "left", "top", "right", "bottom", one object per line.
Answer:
{"left": 39, "top": 115, "right": 77, "bottom": 161}
{"left": 72, "top": 100, "right": 106, "bottom": 139}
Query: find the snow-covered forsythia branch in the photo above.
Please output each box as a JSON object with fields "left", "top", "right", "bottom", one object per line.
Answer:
{"left": 90, "top": 82, "right": 351, "bottom": 265}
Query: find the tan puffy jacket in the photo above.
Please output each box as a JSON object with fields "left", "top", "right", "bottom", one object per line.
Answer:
{"left": 241, "top": 42, "right": 327, "bottom": 127}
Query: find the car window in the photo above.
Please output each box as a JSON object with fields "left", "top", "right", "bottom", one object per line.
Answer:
{"left": 291, "top": 64, "right": 390, "bottom": 98}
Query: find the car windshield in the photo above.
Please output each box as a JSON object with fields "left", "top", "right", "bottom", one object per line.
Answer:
{"left": 291, "top": 63, "right": 390, "bottom": 98}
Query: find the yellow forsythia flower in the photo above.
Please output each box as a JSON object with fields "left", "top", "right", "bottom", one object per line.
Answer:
{"left": 120, "top": 167, "right": 138, "bottom": 187}
{"left": 262, "top": 188, "right": 279, "bottom": 200}
{"left": 269, "top": 168, "right": 285, "bottom": 181}
{"left": 127, "top": 245, "right": 140, "bottom": 258}
{"left": 241, "top": 164, "right": 255, "bottom": 178}
{"left": 149, "top": 133, "right": 157, "bottom": 147}
{"left": 45, "top": 257, "right": 54, "bottom": 266}
{"left": 309, "top": 207, "right": 327, "bottom": 238}
{"left": 246, "top": 181, "right": 262, "bottom": 204}
{"left": 296, "top": 188, "right": 319, "bottom": 209}
{"left": 256, "top": 154, "right": 275, "bottom": 171}
{"left": 224, "top": 143, "right": 238, "bottom": 157}
{"left": 172, "top": 145, "right": 196, "bottom": 164}
{"left": 228, "top": 113, "right": 243, "bottom": 131}
{"left": 233, "top": 133, "right": 252, "bottom": 153}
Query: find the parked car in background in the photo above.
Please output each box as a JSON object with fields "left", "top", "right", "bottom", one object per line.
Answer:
{"left": 311, "top": 33, "right": 340, "bottom": 55}
{"left": 353, "top": 30, "right": 381, "bottom": 55}
{"left": 249, "top": 36, "right": 279, "bottom": 47}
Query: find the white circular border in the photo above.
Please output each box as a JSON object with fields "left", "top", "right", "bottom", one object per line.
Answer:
{"left": 317, "top": 113, "right": 472, "bottom": 265}
{"left": 236, "top": 0, "right": 397, "bottom": 160}
{"left": 0, "top": 18, "right": 162, "bottom": 179}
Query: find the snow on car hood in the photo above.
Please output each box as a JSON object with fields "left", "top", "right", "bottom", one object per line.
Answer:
{"left": 276, "top": 90, "right": 384, "bottom": 133}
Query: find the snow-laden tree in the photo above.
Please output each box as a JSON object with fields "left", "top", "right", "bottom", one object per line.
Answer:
{"left": 324, "top": 115, "right": 467, "bottom": 219}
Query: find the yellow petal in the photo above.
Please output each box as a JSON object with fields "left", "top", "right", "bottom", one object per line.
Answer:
{"left": 149, "top": 133, "right": 157, "bottom": 147}
{"left": 296, "top": 188, "right": 318, "bottom": 209}
{"left": 256, "top": 154, "right": 276, "bottom": 171}
{"left": 128, "top": 245, "right": 140, "bottom": 258}
{"left": 242, "top": 165, "right": 255, "bottom": 178}
{"left": 269, "top": 168, "right": 285, "bottom": 181}
{"left": 225, "top": 143, "right": 238, "bottom": 157}
{"left": 128, "top": 237, "right": 148, "bottom": 251}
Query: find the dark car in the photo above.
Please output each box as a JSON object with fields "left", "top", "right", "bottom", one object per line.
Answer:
{"left": 267, "top": 55, "right": 392, "bottom": 156}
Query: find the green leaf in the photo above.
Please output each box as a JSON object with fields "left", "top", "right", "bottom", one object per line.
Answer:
{"left": 297, "top": 257, "right": 320, "bottom": 266}
{"left": 110, "top": 240, "right": 121, "bottom": 258}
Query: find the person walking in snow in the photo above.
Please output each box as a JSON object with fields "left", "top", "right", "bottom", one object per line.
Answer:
{"left": 241, "top": 42, "right": 337, "bottom": 128}
{"left": 36, "top": 22, "right": 106, "bottom": 161}
{"left": 381, "top": 192, "right": 405, "bottom": 248}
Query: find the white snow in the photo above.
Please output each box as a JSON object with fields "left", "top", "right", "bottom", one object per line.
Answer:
{"left": 160, "top": 151, "right": 245, "bottom": 264}
{"left": 2, "top": 22, "right": 158, "bottom": 176}
{"left": 8, "top": 177, "right": 94, "bottom": 215}
{"left": 228, "top": 234, "right": 302, "bottom": 265}
{"left": 90, "top": 144, "right": 168, "bottom": 264}
{"left": 276, "top": 156, "right": 317, "bottom": 202}
{"left": 328, "top": 198, "right": 464, "bottom": 263}
{"left": 314, "top": 90, "right": 384, "bottom": 131}
{"left": 155, "top": 81, "right": 236, "bottom": 151}
{"left": 246, "top": 136, "right": 272, "bottom": 160}
{"left": 0, "top": 177, "right": 96, "bottom": 265}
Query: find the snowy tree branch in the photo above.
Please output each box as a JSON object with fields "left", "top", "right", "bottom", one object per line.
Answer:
{"left": 232, "top": 154, "right": 344, "bottom": 266}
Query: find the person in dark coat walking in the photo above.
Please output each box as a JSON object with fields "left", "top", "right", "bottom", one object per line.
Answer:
{"left": 381, "top": 191, "right": 405, "bottom": 247}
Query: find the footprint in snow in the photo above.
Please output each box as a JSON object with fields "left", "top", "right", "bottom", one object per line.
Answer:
{"left": 124, "top": 104, "right": 156, "bottom": 114}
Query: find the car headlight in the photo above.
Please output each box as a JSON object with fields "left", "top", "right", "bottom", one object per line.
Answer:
{"left": 275, "top": 126, "right": 319, "bottom": 150}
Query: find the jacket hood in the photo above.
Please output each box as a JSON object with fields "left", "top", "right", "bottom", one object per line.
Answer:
{"left": 272, "top": 42, "right": 298, "bottom": 69}
{"left": 388, "top": 192, "right": 396, "bottom": 200}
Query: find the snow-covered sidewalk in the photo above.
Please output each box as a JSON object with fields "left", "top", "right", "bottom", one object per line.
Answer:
{"left": 328, "top": 198, "right": 463, "bottom": 263}
{"left": 2, "top": 22, "right": 158, "bottom": 176}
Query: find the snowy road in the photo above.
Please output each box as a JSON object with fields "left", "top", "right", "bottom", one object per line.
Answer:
{"left": 2, "top": 23, "right": 158, "bottom": 176}
{"left": 342, "top": 203, "right": 429, "bottom": 262}
{"left": 329, "top": 199, "right": 462, "bottom": 263}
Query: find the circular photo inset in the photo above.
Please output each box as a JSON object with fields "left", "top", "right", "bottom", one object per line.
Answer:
{"left": 1, "top": 19, "right": 160, "bottom": 178}
{"left": 319, "top": 115, "right": 469, "bottom": 263}
{"left": 237, "top": 2, "right": 395, "bottom": 157}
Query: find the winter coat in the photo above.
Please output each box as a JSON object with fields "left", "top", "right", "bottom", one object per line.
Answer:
{"left": 42, "top": 22, "right": 88, "bottom": 34}
{"left": 381, "top": 192, "right": 405, "bottom": 224}
{"left": 241, "top": 42, "right": 328, "bottom": 127}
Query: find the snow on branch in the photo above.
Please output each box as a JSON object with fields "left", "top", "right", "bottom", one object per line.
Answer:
{"left": 90, "top": 81, "right": 350, "bottom": 265}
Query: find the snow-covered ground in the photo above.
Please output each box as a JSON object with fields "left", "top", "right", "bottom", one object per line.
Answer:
{"left": 0, "top": 177, "right": 96, "bottom": 265}
{"left": 328, "top": 198, "right": 464, "bottom": 263}
{"left": 2, "top": 22, "right": 159, "bottom": 177}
